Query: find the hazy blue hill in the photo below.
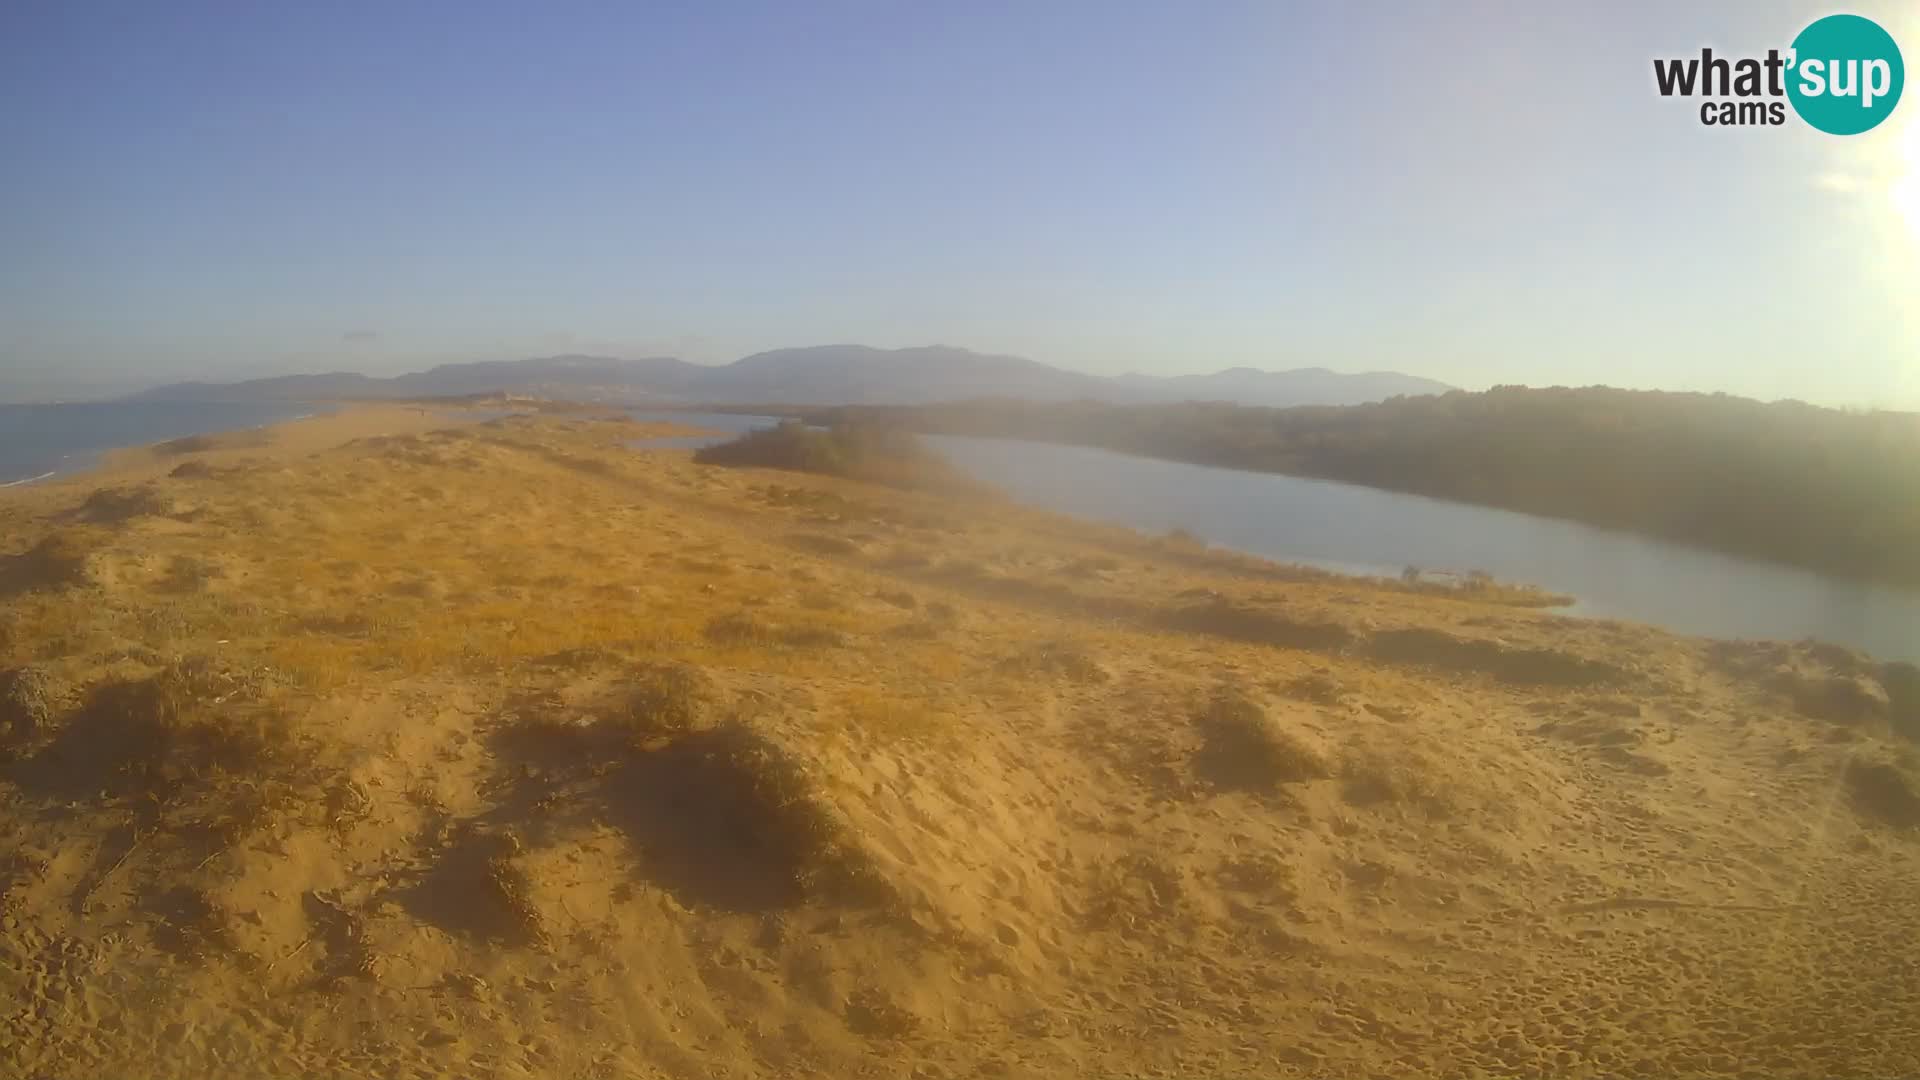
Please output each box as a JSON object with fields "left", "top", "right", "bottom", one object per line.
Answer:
{"left": 130, "top": 373, "right": 389, "bottom": 402}
{"left": 1116, "top": 366, "right": 1453, "bottom": 407}
{"left": 121, "top": 345, "right": 1453, "bottom": 408}
{"left": 699, "top": 345, "right": 1113, "bottom": 404}
{"left": 386, "top": 355, "right": 705, "bottom": 398}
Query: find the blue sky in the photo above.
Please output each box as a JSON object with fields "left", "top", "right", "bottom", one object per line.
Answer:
{"left": 2, "top": 1, "right": 1916, "bottom": 406}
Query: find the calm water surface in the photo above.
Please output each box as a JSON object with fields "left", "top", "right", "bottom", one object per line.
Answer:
{"left": 925, "top": 436, "right": 1920, "bottom": 663}
{"left": 624, "top": 418, "right": 1919, "bottom": 662}
{"left": 0, "top": 400, "right": 323, "bottom": 486}
{"left": 623, "top": 410, "right": 780, "bottom": 449}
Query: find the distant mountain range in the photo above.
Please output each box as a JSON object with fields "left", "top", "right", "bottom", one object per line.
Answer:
{"left": 126, "top": 345, "right": 1452, "bottom": 408}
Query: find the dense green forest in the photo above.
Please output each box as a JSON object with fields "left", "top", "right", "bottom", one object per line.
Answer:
{"left": 808, "top": 388, "right": 1920, "bottom": 587}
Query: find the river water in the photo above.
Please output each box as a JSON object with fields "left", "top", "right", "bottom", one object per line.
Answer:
{"left": 626, "top": 414, "right": 1920, "bottom": 662}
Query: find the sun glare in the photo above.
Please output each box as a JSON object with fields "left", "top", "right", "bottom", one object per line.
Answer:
{"left": 1895, "top": 117, "right": 1920, "bottom": 237}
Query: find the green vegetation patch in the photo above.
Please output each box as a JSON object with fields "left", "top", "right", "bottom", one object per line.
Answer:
{"left": 694, "top": 422, "right": 986, "bottom": 494}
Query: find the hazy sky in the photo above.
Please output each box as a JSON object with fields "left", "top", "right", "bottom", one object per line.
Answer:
{"left": 3, "top": 1, "right": 1916, "bottom": 406}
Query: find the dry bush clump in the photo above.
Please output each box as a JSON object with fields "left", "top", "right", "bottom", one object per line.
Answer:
{"left": 1083, "top": 853, "right": 1188, "bottom": 932}
{"left": 888, "top": 620, "right": 942, "bottom": 641}
{"left": 4, "top": 662, "right": 326, "bottom": 946}
{"left": 797, "top": 590, "right": 844, "bottom": 611}
{"left": 760, "top": 484, "right": 846, "bottom": 510}
{"left": 1160, "top": 527, "right": 1206, "bottom": 550}
{"left": 936, "top": 556, "right": 985, "bottom": 580}
{"left": 881, "top": 547, "right": 933, "bottom": 571}
{"left": 604, "top": 662, "right": 714, "bottom": 741}
{"left": 705, "top": 611, "right": 852, "bottom": 649}
{"left": 785, "top": 532, "right": 862, "bottom": 558}
{"left": 6, "top": 663, "right": 316, "bottom": 919}
{"left": 699, "top": 724, "right": 883, "bottom": 899}
{"left": 531, "top": 646, "right": 627, "bottom": 672}
{"left": 610, "top": 721, "right": 890, "bottom": 910}
{"left": 844, "top": 987, "right": 921, "bottom": 1039}
{"left": 777, "top": 623, "right": 853, "bottom": 648}
{"left": 996, "top": 641, "right": 1106, "bottom": 684}
{"left": 1339, "top": 748, "right": 1456, "bottom": 818}
{"left": 77, "top": 485, "right": 182, "bottom": 523}
{"left": 545, "top": 449, "right": 619, "bottom": 476}
{"left": 1061, "top": 554, "right": 1120, "bottom": 578}
{"left": 706, "top": 611, "right": 773, "bottom": 645}
{"left": 1398, "top": 567, "right": 1574, "bottom": 608}
{"left": 303, "top": 888, "right": 378, "bottom": 983}
{"left": 1712, "top": 641, "right": 1919, "bottom": 738}
{"left": 1884, "top": 661, "right": 1920, "bottom": 742}
{"left": 1846, "top": 753, "right": 1920, "bottom": 828}
{"left": 159, "top": 554, "right": 225, "bottom": 593}
{"left": 0, "top": 665, "right": 58, "bottom": 754}
{"left": 209, "top": 776, "right": 309, "bottom": 849}
{"left": 1193, "top": 692, "right": 1331, "bottom": 791}
{"left": 487, "top": 676, "right": 887, "bottom": 913}
{"left": 489, "top": 700, "right": 610, "bottom": 772}
{"left": 1284, "top": 671, "right": 1345, "bottom": 705}
{"left": 403, "top": 831, "right": 548, "bottom": 947}
{"left": 148, "top": 885, "right": 234, "bottom": 960}
{"left": 1777, "top": 670, "right": 1890, "bottom": 726}
{"left": 1367, "top": 627, "right": 1625, "bottom": 687}
{"left": 873, "top": 588, "right": 918, "bottom": 609}
{"left": 1158, "top": 599, "right": 1355, "bottom": 653}
{"left": 1712, "top": 640, "right": 1902, "bottom": 731}
{"left": 483, "top": 850, "right": 547, "bottom": 946}
{"left": 2, "top": 527, "right": 107, "bottom": 594}
{"left": 694, "top": 421, "right": 985, "bottom": 494}
{"left": 154, "top": 429, "right": 273, "bottom": 455}
{"left": 37, "top": 663, "right": 290, "bottom": 797}
{"left": 1216, "top": 852, "right": 1298, "bottom": 897}
{"left": 167, "top": 460, "right": 220, "bottom": 479}
{"left": 1704, "top": 639, "right": 1793, "bottom": 680}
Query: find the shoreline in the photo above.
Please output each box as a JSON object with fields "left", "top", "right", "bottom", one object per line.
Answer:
{"left": 0, "top": 471, "right": 58, "bottom": 490}
{"left": 0, "top": 409, "right": 325, "bottom": 490}
{"left": 0, "top": 401, "right": 524, "bottom": 506}
{"left": 0, "top": 400, "right": 327, "bottom": 490}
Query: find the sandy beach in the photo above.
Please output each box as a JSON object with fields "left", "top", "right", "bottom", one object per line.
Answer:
{"left": 1, "top": 406, "right": 1916, "bottom": 1079}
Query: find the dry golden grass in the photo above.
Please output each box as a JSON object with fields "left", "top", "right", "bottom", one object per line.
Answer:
{"left": 838, "top": 686, "right": 943, "bottom": 741}
{"left": 1, "top": 408, "right": 1918, "bottom": 1080}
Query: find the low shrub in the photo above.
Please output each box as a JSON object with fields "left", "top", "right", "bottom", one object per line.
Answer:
{"left": 607, "top": 662, "right": 713, "bottom": 740}
{"left": 1193, "top": 692, "right": 1331, "bottom": 790}
{"left": 1847, "top": 755, "right": 1920, "bottom": 827}
{"left": 694, "top": 422, "right": 985, "bottom": 493}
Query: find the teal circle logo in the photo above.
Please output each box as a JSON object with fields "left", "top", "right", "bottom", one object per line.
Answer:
{"left": 1787, "top": 14, "right": 1904, "bottom": 135}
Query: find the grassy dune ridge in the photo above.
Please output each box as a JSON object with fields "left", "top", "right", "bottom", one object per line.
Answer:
{"left": 0, "top": 407, "right": 1916, "bottom": 1079}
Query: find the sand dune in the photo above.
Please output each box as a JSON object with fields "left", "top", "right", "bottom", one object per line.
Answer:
{"left": 2, "top": 407, "right": 1917, "bottom": 1079}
